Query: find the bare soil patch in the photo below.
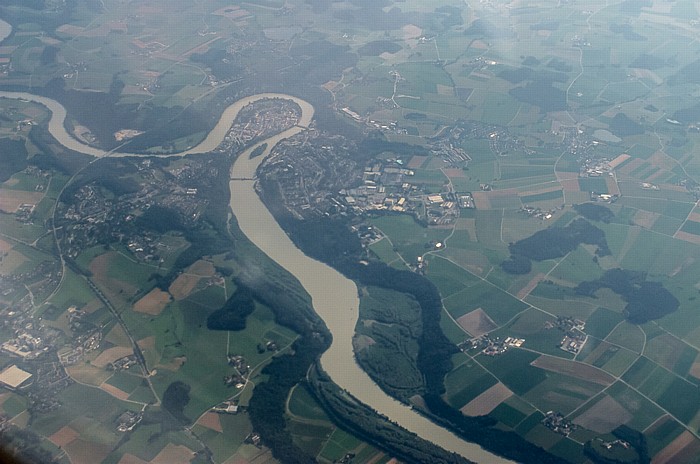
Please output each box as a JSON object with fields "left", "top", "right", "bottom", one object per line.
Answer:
{"left": 531, "top": 355, "right": 614, "bottom": 386}
{"left": 472, "top": 192, "right": 491, "bottom": 209}
{"left": 659, "top": 183, "right": 689, "bottom": 192}
{"left": 674, "top": 230, "right": 700, "bottom": 245}
{"left": 133, "top": 288, "right": 171, "bottom": 315}
{"left": 560, "top": 178, "right": 581, "bottom": 192}
{"left": 609, "top": 154, "right": 631, "bottom": 169}
{"left": 402, "top": 24, "right": 422, "bottom": 41}
{"left": 618, "top": 158, "right": 645, "bottom": 175}
{"left": 605, "top": 176, "right": 621, "bottom": 196}
{"left": 49, "top": 425, "right": 79, "bottom": 447}
{"left": 0, "top": 189, "right": 43, "bottom": 213}
{"left": 687, "top": 211, "right": 700, "bottom": 223}
{"left": 100, "top": 382, "right": 131, "bottom": 401}
{"left": 169, "top": 273, "right": 201, "bottom": 300}
{"left": 519, "top": 185, "right": 562, "bottom": 197}
{"left": 689, "top": 352, "right": 700, "bottom": 379}
{"left": 0, "top": 238, "right": 11, "bottom": 253}
{"left": 138, "top": 336, "right": 156, "bottom": 352}
{"left": 409, "top": 394, "right": 427, "bottom": 410}
{"left": 407, "top": 156, "right": 427, "bottom": 169}
{"left": 456, "top": 308, "right": 497, "bottom": 337}
{"left": 443, "top": 168, "right": 465, "bottom": 178}
{"left": 516, "top": 273, "right": 544, "bottom": 299}
{"left": 65, "top": 439, "right": 111, "bottom": 464}
{"left": 157, "top": 356, "right": 187, "bottom": 372}
{"left": 437, "top": 84, "right": 454, "bottom": 96}
{"left": 188, "top": 259, "right": 216, "bottom": 277}
{"left": 89, "top": 252, "right": 138, "bottom": 300}
{"left": 573, "top": 395, "right": 632, "bottom": 433}
{"left": 66, "top": 363, "right": 111, "bottom": 386}
{"left": 645, "top": 169, "right": 666, "bottom": 182}
{"left": 353, "top": 334, "right": 376, "bottom": 352}
{"left": 633, "top": 210, "right": 660, "bottom": 229}
{"left": 151, "top": 444, "right": 195, "bottom": 464}
{"left": 648, "top": 151, "right": 677, "bottom": 171}
{"left": 92, "top": 346, "right": 133, "bottom": 368}
{"left": 118, "top": 454, "right": 149, "bottom": 464}
{"left": 198, "top": 412, "right": 223, "bottom": 432}
{"left": 56, "top": 24, "right": 84, "bottom": 35}
{"left": 652, "top": 431, "right": 700, "bottom": 464}
{"left": 460, "top": 382, "right": 512, "bottom": 416}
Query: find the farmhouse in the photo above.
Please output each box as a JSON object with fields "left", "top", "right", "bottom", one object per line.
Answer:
{"left": 0, "top": 365, "right": 32, "bottom": 390}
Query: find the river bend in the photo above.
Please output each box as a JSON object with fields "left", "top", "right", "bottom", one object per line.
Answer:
{"left": 0, "top": 90, "right": 512, "bottom": 463}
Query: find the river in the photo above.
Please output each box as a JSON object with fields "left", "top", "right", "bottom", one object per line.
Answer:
{"left": 0, "top": 89, "right": 513, "bottom": 463}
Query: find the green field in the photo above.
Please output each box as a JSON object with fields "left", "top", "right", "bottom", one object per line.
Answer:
{"left": 6, "top": 0, "right": 700, "bottom": 461}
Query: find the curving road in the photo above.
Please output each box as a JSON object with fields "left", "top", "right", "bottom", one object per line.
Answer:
{"left": 0, "top": 90, "right": 513, "bottom": 463}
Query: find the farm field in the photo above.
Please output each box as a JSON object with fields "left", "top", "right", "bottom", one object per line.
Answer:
{"left": 5, "top": 0, "right": 700, "bottom": 462}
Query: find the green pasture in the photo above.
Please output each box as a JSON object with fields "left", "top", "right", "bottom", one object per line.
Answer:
{"left": 494, "top": 308, "right": 568, "bottom": 357}
{"left": 479, "top": 349, "right": 546, "bottom": 396}
{"left": 606, "top": 322, "right": 645, "bottom": 353}
{"left": 48, "top": 267, "right": 96, "bottom": 310}
{"left": 515, "top": 411, "right": 546, "bottom": 436}
{"left": 525, "top": 373, "right": 605, "bottom": 415}
{"left": 600, "top": 348, "right": 639, "bottom": 377}
{"left": 0, "top": 213, "right": 45, "bottom": 243}
{"left": 549, "top": 246, "right": 603, "bottom": 284}
{"left": 30, "top": 383, "right": 135, "bottom": 438}
{"left": 606, "top": 382, "right": 664, "bottom": 430}
{"left": 141, "top": 299, "right": 297, "bottom": 419}
{"left": 444, "top": 360, "right": 497, "bottom": 409}
{"left": 651, "top": 215, "right": 683, "bottom": 236}
{"left": 647, "top": 371, "right": 700, "bottom": 425}
{"left": 578, "top": 177, "right": 609, "bottom": 194}
{"left": 643, "top": 332, "right": 697, "bottom": 376}
{"left": 426, "top": 255, "right": 480, "bottom": 299}
{"left": 520, "top": 189, "right": 563, "bottom": 204}
{"left": 105, "top": 370, "right": 145, "bottom": 394}
{"left": 585, "top": 307, "right": 624, "bottom": 339}
{"left": 448, "top": 279, "right": 529, "bottom": 325}
{"left": 369, "top": 214, "right": 450, "bottom": 261}
{"left": 475, "top": 209, "right": 507, "bottom": 248}
{"left": 1, "top": 394, "right": 27, "bottom": 418}
{"left": 369, "top": 237, "right": 406, "bottom": 266}
{"left": 288, "top": 384, "right": 329, "bottom": 422}
{"left": 500, "top": 164, "right": 554, "bottom": 180}
{"left": 489, "top": 401, "right": 528, "bottom": 428}
{"left": 619, "top": 197, "right": 693, "bottom": 220}
{"left": 645, "top": 417, "right": 686, "bottom": 457}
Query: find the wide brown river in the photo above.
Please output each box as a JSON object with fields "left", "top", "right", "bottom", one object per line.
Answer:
{"left": 0, "top": 90, "right": 513, "bottom": 463}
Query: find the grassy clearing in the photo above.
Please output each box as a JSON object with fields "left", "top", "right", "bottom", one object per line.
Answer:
{"left": 585, "top": 307, "right": 624, "bottom": 339}
{"left": 425, "top": 255, "right": 480, "bottom": 298}
{"left": 606, "top": 322, "right": 645, "bottom": 353}
{"left": 369, "top": 215, "right": 449, "bottom": 261}
{"left": 607, "top": 382, "right": 664, "bottom": 431}
{"left": 49, "top": 267, "right": 96, "bottom": 309}
{"left": 444, "top": 359, "right": 497, "bottom": 408}
{"left": 480, "top": 349, "right": 546, "bottom": 396}
{"left": 368, "top": 237, "right": 405, "bottom": 266}
{"left": 524, "top": 373, "right": 605, "bottom": 415}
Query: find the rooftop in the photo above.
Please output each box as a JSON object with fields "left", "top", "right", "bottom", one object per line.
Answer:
{"left": 0, "top": 364, "right": 32, "bottom": 389}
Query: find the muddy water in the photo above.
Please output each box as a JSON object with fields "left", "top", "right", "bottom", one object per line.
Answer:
{"left": 0, "top": 90, "right": 512, "bottom": 463}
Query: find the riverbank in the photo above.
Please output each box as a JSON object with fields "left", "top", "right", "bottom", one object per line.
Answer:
{"left": 0, "top": 91, "right": 312, "bottom": 158}
{"left": 0, "top": 90, "right": 512, "bottom": 463}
